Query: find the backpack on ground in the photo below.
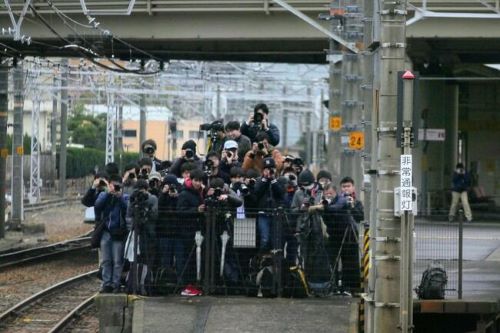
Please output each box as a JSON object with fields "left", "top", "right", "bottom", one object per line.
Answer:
{"left": 247, "top": 254, "right": 277, "bottom": 298}
{"left": 416, "top": 263, "right": 447, "bottom": 299}
{"left": 153, "top": 267, "right": 178, "bottom": 296}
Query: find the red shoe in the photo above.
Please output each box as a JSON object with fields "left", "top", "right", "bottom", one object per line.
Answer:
{"left": 181, "top": 284, "right": 203, "bottom": 296}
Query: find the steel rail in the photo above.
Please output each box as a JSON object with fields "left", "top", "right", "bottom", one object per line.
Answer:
{"left": 0, "top": 234, "right": 92, "bottom": 270}
{"left": 0, "top": 269, "right": 98, "bottom": 323}
{"left": 47, "top": 293, "right": 97, "bottom": 333}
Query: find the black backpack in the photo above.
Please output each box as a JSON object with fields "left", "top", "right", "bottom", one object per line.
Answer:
{"left": 153, "top": 267, "right": 178, "bottom": 296}
{"left": 416, "top": 263, "right": 447, "bottom": 299}
{"left": 247, "top": 254, "right": 277, "bottom": 298}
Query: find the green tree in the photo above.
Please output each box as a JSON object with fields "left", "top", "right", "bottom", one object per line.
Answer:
{"left": 5, "top": 134, "right": 32, "bottom": 155}
{"left": 68, "top": 102, "right": 106, "bottom": 149}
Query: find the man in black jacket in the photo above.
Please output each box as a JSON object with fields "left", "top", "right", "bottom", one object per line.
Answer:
{"left": 241, "top": 103, "right": 280, "bottom": 146}
{"left": 82, "top": 171, "right": 109, "bottom": 208}
{"left": 254, "top": 157, "right": 285, "bottom": 251}
{"left": 170, "top": 140, "right": 204, "bottom": 178}
{"left": 157, "top": 174, "right": 183, "bottom": 280}
{"left": 176, "top": 169, "right": 205, "bottom": 295}
{"left": 324, "top": 176, "right": 364, "bottom": 293}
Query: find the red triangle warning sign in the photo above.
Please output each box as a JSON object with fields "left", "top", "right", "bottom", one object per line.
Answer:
{"left": 402, "top": 70, "right": 415, "bottom": 80}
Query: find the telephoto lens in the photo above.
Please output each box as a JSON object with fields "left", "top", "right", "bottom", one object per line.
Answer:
{"left": 258, "top": 143, "right": 265, "bottom": 150}
{"left": 185, "top": 149, "right": 194, "bottom": 159}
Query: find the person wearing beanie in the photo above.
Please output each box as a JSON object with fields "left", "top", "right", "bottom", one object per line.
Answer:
{"left": 253, "top": 155, "right": 285, "bottom": 251}
{"left": 169, "top": 140, "right": 203, "bottom": 178}
{"left": 317, "top": 170, "right": 333, "bottom": 190}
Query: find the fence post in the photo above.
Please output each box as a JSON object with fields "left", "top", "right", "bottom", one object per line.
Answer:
{"left": 458, "top": 208, "right": 463, "bottom": 299}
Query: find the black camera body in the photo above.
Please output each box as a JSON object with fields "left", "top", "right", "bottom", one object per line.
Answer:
{"left": 232, "top": 182, "right": 249, "bottom": 195}
{"left": 185, "top": 149, "right": 195, "bottom": 159}
{"left": 204, "top": 159, "right": 214, "bottom": 176}
{"left": 258, "top": 142, "right": 265, "bottom": 151}
{"left": 253, "top": 111, "right": 263, "bottom": 125}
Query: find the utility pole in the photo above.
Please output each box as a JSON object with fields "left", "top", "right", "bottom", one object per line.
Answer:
{"left": 59, "top": 60, "right": 68, "bottom": 198}
{"left": 11, "top": 64, "right": 24, "bottom": 227}
{"left": 139, "top": 91, "right": 146, "bottom": 156}
{"left": 340, "top": 0, "right": 364, "bottom": 188}
{"left": 0, "top": 62, "right": 8, "bottom": 238}
{"left": 324, "top": 2, "right": 343, "bottom": 183}
{"left": 117, "top": 103, "right": 123, "bottom": 171}
{"left": 371, "top": 0, "right": 408, "bottom": 330}
{"left": 51, "top": 76, "right": 58, "bottom": 191}
{"left": 362, "top": 0, "right": 376, "bottom": 329}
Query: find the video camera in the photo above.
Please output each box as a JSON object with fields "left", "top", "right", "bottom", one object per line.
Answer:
{"left": 200, "top": 121, "right": 224, "bottom": 142}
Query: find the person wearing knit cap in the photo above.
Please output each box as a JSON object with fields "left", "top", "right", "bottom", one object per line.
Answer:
{"left": 169, "top": 140, "right": 203, "bottom": 178}
{"left": 317, "top": 170, "right": 332, "bottom": 190}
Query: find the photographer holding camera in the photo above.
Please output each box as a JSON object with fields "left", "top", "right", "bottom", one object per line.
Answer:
{"left": 137, "top": 158, "right": 153, "bottom": 180}
{"left": 253, "top": 157, "right": 285, "bottom": 251}
{"left": 82, "top": 171, "right": 109, "bottom": 207}
{"left": 220, "top": 140, "right": 241, "bottom": 175}
{"left": 141, "top": 139, "right": 165, "bottom": 173}
{"left": 241, "top": 103, "right": 280, "bottom": 146}
{"left": 448, "top": 162, "right": 473, "bottom": 222}
{"left": 94, "top": 175, "right": 129, "bottom": 293}
{"left": 157, "top": 174, "right": 184, "bottom": 280}
{"left": 324, "top": 176, "right": 364, "bottom": 293}
{"left": 122, "top": 163, "right": 139, "bottom": 195}
{"left": 225, "top": 121, "right": 252, "bottom": 162}
{"left": 170, "top": 140, "right": 203, "bottom": 178}
{"left": 242, "top": 132, "right": 283, "bottom": 175}
{"left": 148, "top": 171, "right": 162, "bottom": 197}
{"left": 200, "top": 120, "right": 226, "bottom": 155}
{"left": 204, "top": 152, "right": 230, "bottom": 186}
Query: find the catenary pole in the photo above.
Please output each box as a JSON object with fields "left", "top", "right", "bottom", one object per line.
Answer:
{"left": 58, "top": 59, "right": 68, "bottom": 198}
{"left": 11, "top": 63, "right": 24, "bottom": 228}
{"left": 372, "top": 0, "right": 408, "bottom": 330}
{"left": 0, "top": 62, "right": 8, "bottom": 238}
{"left": 51, "top": 76, "right": 58, "bottom": 192}
{"left": 139, "top": 90, "right": 146, "bottom": 157}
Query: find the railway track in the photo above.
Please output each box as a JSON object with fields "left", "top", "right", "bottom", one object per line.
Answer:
{"left": 0, "top": 270, "right": 100, "bottom": 332}
{"left": 0, "top": 233, "right": 92, "bottom": 270}
{"left": 23, "top": 197, "right": 80, "bottom": 213}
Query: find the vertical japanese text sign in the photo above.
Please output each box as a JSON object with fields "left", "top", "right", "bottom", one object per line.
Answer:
{"left": 400, "top": 155, "right": 412, "bottom": 211}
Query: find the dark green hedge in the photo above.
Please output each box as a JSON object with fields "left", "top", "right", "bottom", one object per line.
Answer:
{"left": 64, "top": 148, "right": 140, "bottom": 178}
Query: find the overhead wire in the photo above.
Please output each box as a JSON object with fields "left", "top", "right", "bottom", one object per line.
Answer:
{"left": 28, "top": 3, "right": 158, "bottom": 75}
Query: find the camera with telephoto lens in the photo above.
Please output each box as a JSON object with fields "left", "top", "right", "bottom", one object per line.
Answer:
{"left": 168, "top": 186, "right": 177, "bottom": 195}
{"left": 130, "top": 189, "right": 149, "bottom": 206}
{"left": 205, "top": 187, "right": 223, "bottom": 206}
{"left": 232, "top": 182, "right": 249, "bottom": 196}
{"left": 138, "top": 168, "right": 149, "bottom": 180}
{"left": 113, "top": 184, "right": 122, "bottom": 192}
{"left": 253, "top": 111, "right": 263, "bottom": 125}
{"left": 185, "top": 149, "right": 195, "bottom": 159}
{"left": 204, "top": 159, "right": 214, "bottom": 176}
{"left": 143, "top": 145, "right": 155, "bottom": 155}
{"left": 226, "top": 150, "right": 234, "bottom": 159}
{"left": 98, "top": 179, "right": 107, "bottom": 187}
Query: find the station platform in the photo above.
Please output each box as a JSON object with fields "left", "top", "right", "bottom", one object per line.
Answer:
{"left": 131, "top": 296, "right": 357, "bottom": 333}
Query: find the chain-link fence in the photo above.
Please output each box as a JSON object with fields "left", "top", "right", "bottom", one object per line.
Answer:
{"left": 121, "top": 206, "right": 362, "bottom": 298}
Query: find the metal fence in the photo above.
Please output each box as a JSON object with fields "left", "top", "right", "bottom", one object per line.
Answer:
{"left": 123, "top": 207, "right": 362, "bottom": 298}
{"left": 413, "top": 211, "right": 464, "bottom": 299}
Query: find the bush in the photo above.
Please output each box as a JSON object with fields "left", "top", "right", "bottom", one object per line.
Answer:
{"left": 63, "top": 148, "right": 140, "bottom": 178}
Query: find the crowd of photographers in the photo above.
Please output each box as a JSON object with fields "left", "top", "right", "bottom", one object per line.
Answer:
{"left": 83, "top": 103, "right": 364, "bottom": 297}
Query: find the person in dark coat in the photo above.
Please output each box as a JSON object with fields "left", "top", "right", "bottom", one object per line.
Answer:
{"left": 240, "top": 103, "right": 280, "bottom": 146}
{"left": 176, "top": 169, "right": 206, "bottom": 292}
{"left": 169, "top": 140, "right": 204, "bottom": 178}
{"left": 448, "top": 162, "right": 473, "bottom": 222}
{"left": 253, "top": 157, "right": 285, "bottom": 251}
